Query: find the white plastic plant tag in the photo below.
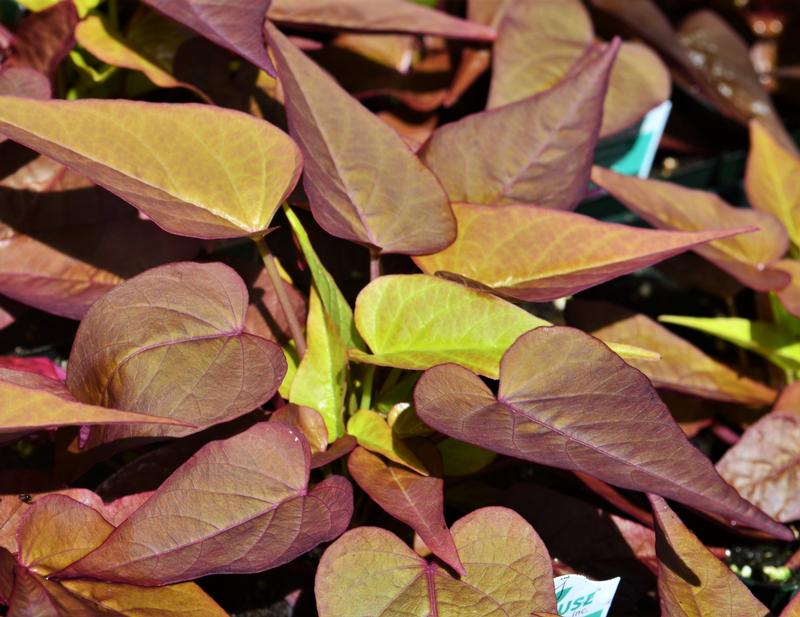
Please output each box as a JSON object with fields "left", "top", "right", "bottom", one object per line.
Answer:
{"left": 554, "top": 574, "right": 620, "bottom": 617}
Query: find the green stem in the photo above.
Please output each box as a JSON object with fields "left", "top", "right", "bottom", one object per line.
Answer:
{"left": 380, "top": 367, "right": 402, "bottom": 394}
{"left": 359, "top": 365, "right": 376, "bottom": 411}
{"left": 253, "top": 235, "right": 307, "bottom": 358}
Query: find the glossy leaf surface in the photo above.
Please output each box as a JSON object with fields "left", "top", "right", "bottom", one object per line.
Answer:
{"left": 348, "top": 446, "right": 464, "bottom": 574}
{"left": 142, "top": 0, "right": 275, "bottom": 75}
{"left": 265, "top": 24, "right": 455, "bottom": 255}
{"left": 67, "top": 262, "right": 286, "bottom": 441}
{"left": 421, "top": 41, "right": 618, "bottom": 210}
{"left": 717, "top": 413, "right": 800, "bottom": 523}
{"left": 315, "top": 507, "right": 557, "bottom": 617}
{"left": 60, "top": 422, "right": 353, "bottom": 584}
{"left": 650, "top": 495, "right": 772, "bottom": 617}
{"left": 0, "top": 97, "right": 302, "bottom": 239}
{"left": 268, "top": 0, "right": 495, "bottom": 41}
{"left": 415, "top": 327, "right": 791, "bottom": 540}
{"left": 414, "top": 203, "right": 745, "bottom": 302}
{"left": 593, "top": 167, "right": 791, "bottom": 291}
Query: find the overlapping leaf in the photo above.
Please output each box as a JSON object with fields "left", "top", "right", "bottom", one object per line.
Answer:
{"left": 649, "top": 495, "right": 772, "bottom": 617}
{"left": 420, "top": 42, "right": 618, "bottom": 210}
{"left": 265, "top": 24, "right": 455, "bottom": 255}
{"left": 6, "top": 494, "right": 228, "bottom": 616}
{"left": 776, "top": 260, "right": 800, "bottom": 320}
{"left": 267, "top": 0, "right": 495, "bottom": 41}
{"left": 0, "top": 97, "right": 302, "bottom": 239}
{"left": 0, "top": 156, "right": 200, "bottom": 320}
{"left": 569, "top": 301, "right": 776, "bottom": 406}
{"left": 315, "top": 507, "right": 556, "bottom": 617}
{"left": 141, "top": 0, "right": 275, "bottom": 75}
{"left": 0, "top": 68, "right": 50, "bottom": 99}
{"left": 347, "top": 409, "right": 426, "bottom": 474}
{"left": 414, "top": 203, "right": 745, "bottom": 302}
{"left": 59, "top": 422, "right": 353, "bottom": 585}
{"left": 4, "top": 0, "right": 78, "bottom": 78}
{"left": 414, "top": 326, "right": 792, "bottom": 540}
{"left": 488, "top": 0, "right": 670, "bottom": 137}
{"left": 67, "top": 262, "right": 287, "bottom": 442}
{"left": 592, "top": 167, "right": 791, "bottom": 291}
{"left": 348, "top": 447, "right": 464, "bottom": 574}
{"left": 717, "top": 413, "right": 800, "bottom": 523}
{"left": 0, "top": 369, "right": 189, "bottom": 435}
{"left": 746, "top": 120, "right": 800, "bottom": 247}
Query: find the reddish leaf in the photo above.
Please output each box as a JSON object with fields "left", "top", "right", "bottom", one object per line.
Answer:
{"left": 347, "top": 446, "right": 465, "bottom": 575}
{"left": 0, "top": 368, "right": 190, "bottom": 434}
{"left": 592, "top": 166, "right": 791, "bottom": 291}
{"left": 774, "top": 381, "right": 800, "bottom": 415}
{"left": 142, "top": 0, "right": 275, "bottom": 75}
{"left": 649, "top": 495, "right": 772, "bottom": 617}
{"left": 5, "top": 0, "right": 78, "bottom": 78}
{"left": 414, "top": 202, "right": 745, "bottom": 302}
{"left": 0, "top": 67, "right": 50, "bottom": 99}
{"left": 265, "top": 23, "right": 455, "bottom": 255}
{"left": 315, "top": 507, "right": 557, "bottom": 617}
{"left": 776, "top": 260, "right": 800, "bottom": 320}
{"left": 67, "top": 262, "right": 286, "bottom": 442}
{"left": 0, "top": 356, "right": 63, "bottom": 380}
{"left": 267, "top": 0, "right": 495, "bottom": 42}
{"left": 414, "top": 326, "right": 792, "bottom": 540}
{"left": 569, "top": 301, "right": 776, "bottom": 406}
{"left": 421, "top": 41, "right": 617, "bottom": 210}
{"left": 271, "top": 403, "right": 328, "bottom": 453}
{"left": 59, "top": 422, "right": 353, "bottom": 585}
{"left": 717, "top": 413, "right": 800, "bottom": 523}
{"left": 311, "top": 434, "right": 357, "bottom": 469}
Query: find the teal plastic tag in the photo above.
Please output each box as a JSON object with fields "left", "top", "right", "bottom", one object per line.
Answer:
{"left": 609, "top": 100, "right": 673, "bottom": 178}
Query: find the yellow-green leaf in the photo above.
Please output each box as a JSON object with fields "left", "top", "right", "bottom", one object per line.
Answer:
{"left": 347, "top": 409, "right": 427, "bottom": 475}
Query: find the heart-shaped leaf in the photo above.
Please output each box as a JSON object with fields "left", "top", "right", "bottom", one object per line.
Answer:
{"left": 352, "top": 274, "right": 550, "bottom": 377}
{"left": 265, "top": 24, "right": 455, "bottom": 255}
{"left": 414, "top": 326, "right": 791, "bottom": 540}
{"left": 421, "top": 41, "right": 617, "bottom": 210}
{"left": 569, "top": 301, "right": 776, "bottom": 406}
{"left": 59, "top": 422, "right": 353, "bottom": 585}
{"left": 141, "top": 0, "right": 275, "bottom": 75}
{"left": 488, "top": 0, "right": 669, "bottom": 137}
{"left": 414, "top": 203, "right": 746, "bottom": 302}
{"left": 8, "top": 494, "right": 228, "bottom": 616}
{"left": 267, "top": 0, "right": 495, "bottom": 41}
{"left": 348, "top": 446, "right": 464, "bottom": 575}
{"left": 717, "top": 413, "right": 800, "bottom": 523}
{"left": 592, "top": 166, "right": 791, "bottom": 291}
{"left": 746, "top": 120, "right": 800, "bottom": 247}
{"left": 0, "top": 157, "right": 200, "bottom": 320}
{"left": 67, "top": 262, "right": 287, "bottom": 442}
{"left": 289, "top": 288, "right": 348, "bottom": 441}
{"left": 0, "top": 369, "right": 189, "bottom": 434}
{"left": 649, "top": 495, "right": 772, "bottom": 617}
{"left": 0, "top": 97, "right": 302, "bottom": 239}
{"left": 315, "top": 507, "right": 557, "bottom": 617}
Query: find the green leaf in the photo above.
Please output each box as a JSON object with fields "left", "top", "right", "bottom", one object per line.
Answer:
{"left": 283, "top": 206, "right": 365, "bottom": 351}
{"left": 289, "top": 288, "right": 348, "bottom": 441}
{"left": 438, "top": 439, "right": 497, "bottom": 477}
{"left": 346, "top": 409, "right": 427, "bottom": 475}
{"left": 659, "top": 315, "right": 800, "bottom": 373}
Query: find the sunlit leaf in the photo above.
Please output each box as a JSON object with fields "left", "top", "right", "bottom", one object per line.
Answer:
{"left": 0, "top": 97, "right": 302, "bottom": 239}
{"left": 415, "top": 326, "right": 792, "bottom": 540}
{"left": 67, "top": 262, "right": 287, "bottom": 442}
{"left": 268, "top": 0, "right": 495, "bottom": 41}
{"left": 488, "top": 0, "right": 669, "bottom": 137}
{"left": 289, "top": 288, "right": 348, "bottom": 441}
{"left": 142, "top": 0, "right": 275, "bottom": 75}
{"left": 16, "top": 0, "right": 98, "bottom": 17}
{"left": 348, "top": 446, "right": 464, "bottom": 574}
{"left": 570, "top": 301, "right": 776, "bottom": 406}
{"left": 270, "top": 403, "right": 328, "bottom": 454}
{"left": 59, "top": 422, "right": 353, "bottom": 584}
{"left": 659, "top": 315, "right": 800, "bottom": 373}
{"left": 717, "top": 413, "right": 800, "bottom": 523}
{"left": 347, "top": 409, "right": 427, "bottom": 475}
{"left": 421, "top": 41, "right": 618, "bottom": 209}
{"left": 265, "top": 24, "right": 455, "bottom": 255}
{"left": 315, "top": 507, "right": 557, "bottom": 617}
{"left": 649, "top": 494, "right": 772, "bottom": 617}
{"left": 414, "top": 203, "right": 745, "bottom": 302}
{"left": 746, "top": 120, "right": 800, "bottom": 247}
{"left": 592, "top": 166, "right": 791, "bottom": 291}
{"left": 0, "top": 368, "right": 189, "bottom": 434}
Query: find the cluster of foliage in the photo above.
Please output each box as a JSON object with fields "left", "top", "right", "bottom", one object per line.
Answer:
{"left": 1, "top": 0, "right": 800, "bottom": 615}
